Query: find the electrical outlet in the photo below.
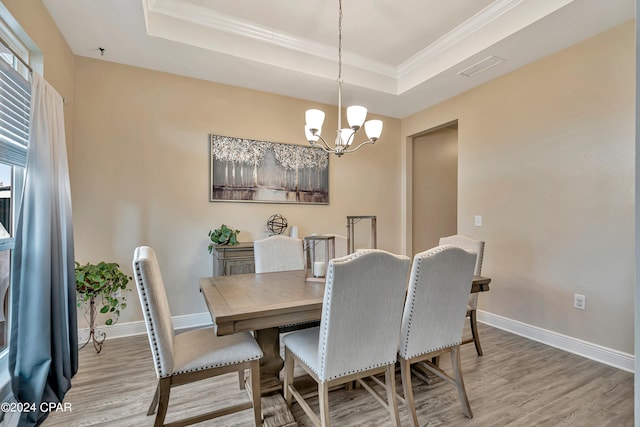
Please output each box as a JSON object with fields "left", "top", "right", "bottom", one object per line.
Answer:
{"left": 573, "top": 294, "right": 586, "bottom": 310}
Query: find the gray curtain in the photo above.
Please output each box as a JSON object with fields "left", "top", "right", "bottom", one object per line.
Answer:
{"left": 9, "top": 73, "right": 78, "bottom": 427}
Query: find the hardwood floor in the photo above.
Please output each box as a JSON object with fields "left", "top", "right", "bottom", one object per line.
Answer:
{"left": 45, "top": 324, "right": 633, "bottom": 426}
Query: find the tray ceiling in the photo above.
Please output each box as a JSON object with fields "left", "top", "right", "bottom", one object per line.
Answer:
{"left": 43, "top": 0, "right": 634, "bottom": 118}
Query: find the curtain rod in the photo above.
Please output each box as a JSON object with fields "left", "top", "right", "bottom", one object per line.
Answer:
{"left": 0, "top": 35, "right": 68, "bottom": 105}
{"left": 0, "top": 35, "right": 32, "bottom": 73}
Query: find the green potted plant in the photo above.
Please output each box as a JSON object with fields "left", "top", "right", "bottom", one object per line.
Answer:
{"left": 208, "top": 224, "right": 240, "bottom": 253}
{"left": 75, "top": 261, "right": 131, "bottom": 353}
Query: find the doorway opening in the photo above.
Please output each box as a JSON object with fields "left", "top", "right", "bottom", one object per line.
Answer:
{"left": 411, "top": 122, "right": 459, "bottom": 255}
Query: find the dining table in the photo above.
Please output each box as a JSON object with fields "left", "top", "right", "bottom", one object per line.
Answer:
{"left": 200, "top": 270, "right": 491, "bottom": 426}
{"left": 199, "top": 270, "right": 491, "bottom": 395}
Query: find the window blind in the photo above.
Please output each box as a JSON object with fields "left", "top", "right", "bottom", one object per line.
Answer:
{"left": 0, "top": 57, "right": 29, "bottom": 167}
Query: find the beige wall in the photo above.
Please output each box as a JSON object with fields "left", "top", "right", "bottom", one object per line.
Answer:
{"left": 72, "top": 57, "right": 401, "bottom": 323}
{"left": 403, "top": 21, "right": 635, "bottom": 353}
{"left": 412, "top": 125, "right": 458, "bottom": 254}
{"left": 3, "top": 0, "right": 635, "bottom": 355}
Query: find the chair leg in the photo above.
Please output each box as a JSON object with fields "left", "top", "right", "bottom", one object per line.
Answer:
{"left": 400, "top": 358, "right": 419, "bottom": 427}
{"left": 284, "top": 348, "right": 294, "bottom": 407}
{"left": 238, "top": 369, "right": 246, "bottom": 390}
{"left": 318, "top": 382, "right": 331, "bottom": 427}
{"left": 154, "top": 377, "right": 171, "bottom": 427}
{"left": 250, "top": 360, "right": 262, "bottom": 427}
{"left": 147, "top": 382, "right": 160, "bottom": 416}
{"left": 384, "top": 364, "right": 401, "bottom": 427}
{"left": 451, "top": 345, "right": 473, "bottom": 418}
{"left": 469, "top": 309, "right": 483, "bottom": 356}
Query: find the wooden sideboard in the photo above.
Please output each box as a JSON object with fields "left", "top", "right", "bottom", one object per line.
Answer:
{"left": 211, "top": 242, "right": 255, "bottom": 276}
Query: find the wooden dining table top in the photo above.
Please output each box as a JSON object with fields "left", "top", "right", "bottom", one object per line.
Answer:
{"left": 200, "top": 270, "right": 323, "bottom": 335}
{"left": 199, "top": 270, "right": 491, "bottom": 336}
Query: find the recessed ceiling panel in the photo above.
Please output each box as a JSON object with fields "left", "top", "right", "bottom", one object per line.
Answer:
{"left": 179, "top": 0, "right": 495, "bottom": 65}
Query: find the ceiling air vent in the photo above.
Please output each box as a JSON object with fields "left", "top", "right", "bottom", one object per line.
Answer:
{"left": 458, "top": 55, "right": 505, "bottom": 78}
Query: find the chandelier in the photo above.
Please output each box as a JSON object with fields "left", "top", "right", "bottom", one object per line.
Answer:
{"left": 304, "top": 0, "right": 383, "bottom": 157}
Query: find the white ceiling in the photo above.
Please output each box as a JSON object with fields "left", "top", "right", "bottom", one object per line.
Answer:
{"left": 42, "top": 0, "right": 634, "bottom": 118}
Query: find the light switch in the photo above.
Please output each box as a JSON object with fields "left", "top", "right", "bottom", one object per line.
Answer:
{"left": 474, "top": 215, "right": 482, "bottom": 227}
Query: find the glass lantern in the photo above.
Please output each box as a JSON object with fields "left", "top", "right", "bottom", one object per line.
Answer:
{"left": 346, "top": 215, "right": 377, "bottom": 254}
{"left": 304, "top": 235, "right": 335, "bottom": 282}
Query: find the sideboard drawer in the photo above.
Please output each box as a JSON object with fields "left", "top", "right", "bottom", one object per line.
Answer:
{"left": 211, "top": 242, "right": 255, "bottom": 276}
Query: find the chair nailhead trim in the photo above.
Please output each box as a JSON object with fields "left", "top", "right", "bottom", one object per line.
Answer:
{"left": 404, "top": 341, "right": 462, "bottom": 360}
{"left": 401, "top": 246, "right": 450, "bottom": 358}
{"left": 327, "top": 361, "right": 394, "bottom": 381}
{"left": 136, "top": 249, "right": 263, "bottom": 379}
{"left": 172, "top": 353, "right": 262, "bottom": 376}
{"left": 134, "top": 258, "right": 169, "bottom": 378}
{"left": 289, "top": 345, "right": 394, "bottom": 381}
{"left": 318, "top": 249, "right": 395, "bottom": 381}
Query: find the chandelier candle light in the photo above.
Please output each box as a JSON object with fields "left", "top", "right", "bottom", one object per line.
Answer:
{"left": 304, "top": 0, "right": 383, "bottom": 157}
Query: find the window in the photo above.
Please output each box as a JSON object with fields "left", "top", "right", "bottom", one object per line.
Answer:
{"left": 0, "top": 18, "right": 29, "bottom": 80}
{"left": 0, "top": 19, "right": 30, "bottom": 355}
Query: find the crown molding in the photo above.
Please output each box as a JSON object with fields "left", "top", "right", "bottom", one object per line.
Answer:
{"left": 397, "top": 0, "right": 527, "bottom": 78}
{"left": 145, "top": 0, "right": 396, "bottom": 78}
{"left": 145, "top": 0, "right": 566, "bottom": 89}
{"left": 139, "top": 0, "right": 611, "bottom": 103}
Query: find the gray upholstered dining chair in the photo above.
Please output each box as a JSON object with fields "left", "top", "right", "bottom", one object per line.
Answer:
{"left": 254, "top": 235, "right": 305, "bottom": 273}
{"left": 132, "top": 246, "right": 263, "bottom": 427}
{"left": 439, "top": 234, "right": 485, "bottom": 355}
{"left": 282, "top": 249, "right": 411, "bottom": 427}
{"left": 398, "top": 245, "right": 477, "bottom": 426}
{"left": 254, "top": 234, "right": 315, "bottom": 335}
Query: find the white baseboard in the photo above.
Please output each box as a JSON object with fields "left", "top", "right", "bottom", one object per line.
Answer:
{"left": 77, "top": 312, "right": 213, "bottom": 340}
{"left": 477, "top": 310, "right": 634, "bottom": 372}
{"left": 79, "top": 310, "right": 635, "bottom": 373}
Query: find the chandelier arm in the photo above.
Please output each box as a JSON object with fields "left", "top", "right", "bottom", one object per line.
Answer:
{"left": 341, "top": 139, "right": 376, "bottom": 154}
{"left": 346, "top": 128, "right": 357, "bottom": 146}
{"left": 314, "top": 144, "right": 334, "bottom": 154}
{"left": 314, "top": 134, "right": 334, "bottom": 152}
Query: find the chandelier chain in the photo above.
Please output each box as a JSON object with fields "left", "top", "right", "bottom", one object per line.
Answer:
{"left": 337, "top": 0, "right": 342, "bottom": 85}
{"left": 303, "top": 0, "right": 383, "bottom": 157}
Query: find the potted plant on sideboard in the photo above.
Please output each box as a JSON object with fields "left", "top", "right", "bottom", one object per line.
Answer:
{"left": 207, "top": 225, "right": 255, "bottom": 276}
{"left": 208, "top": 224, "right": 240, "bottom": 253}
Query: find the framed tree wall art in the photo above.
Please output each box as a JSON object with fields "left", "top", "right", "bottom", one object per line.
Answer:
{"left": 210, "top": 134, "right": 329, "bottom": 204}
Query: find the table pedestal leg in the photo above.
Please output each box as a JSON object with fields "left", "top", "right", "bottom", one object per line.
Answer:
{"left": 254, "top": 327, "right": 285, "bottom": 394}
{"left": 253, "top": 327, "right": 298, "bottom": 426}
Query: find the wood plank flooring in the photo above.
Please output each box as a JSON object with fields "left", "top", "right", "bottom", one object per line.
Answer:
{"left": 44, "top": 324, "right": 633, "bottom": 426}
